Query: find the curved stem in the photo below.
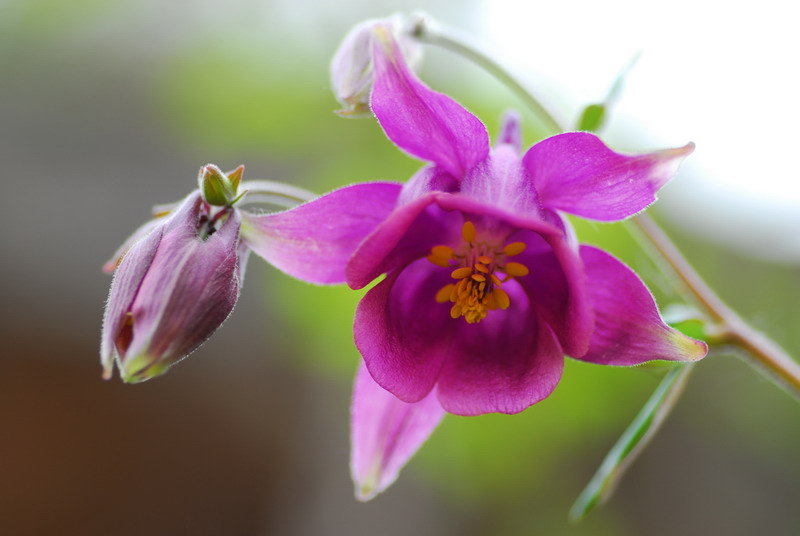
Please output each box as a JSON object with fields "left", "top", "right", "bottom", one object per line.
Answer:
{"left": 238, "top": 180, "right": 317, "bottom": 208}
{"left": 633, "top": 214, "right": 800, "bottom": 396}
{"left": 411, "top": 18, "right": 564, "bottom": 135}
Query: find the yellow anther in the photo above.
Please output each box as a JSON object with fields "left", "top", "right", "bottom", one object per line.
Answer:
{"left": 433, "top": 221, "right": 525, "bottom": 324}
{"left": 431, "top": 245, "right": 454, "bottom": 259}
{"left": 493, "top": 288, "right": 510, "bottom": 310}
{"left": 427, "top": 254, "right": 451, "bottom": 267}
{"left": 504, "top": 262, "right": 530, "bottom": 277}
{"left": 504, "top": 242, "right": 526, "bottom": 256}
{"left": 451, "top": 267, "right": 473, "bottom": 279}
{"left": 435, "top": 284, "right": 455, "bottom": 303}
{"left": 461, "top": 221, "right": 476, "bottom": 243}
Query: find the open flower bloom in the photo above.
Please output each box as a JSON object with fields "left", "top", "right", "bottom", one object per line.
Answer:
{"left": 336, "top": 24, "right": 709, "bottom": 497}
{"left": 339, "top": 26, "right": 708, "bottom": 416}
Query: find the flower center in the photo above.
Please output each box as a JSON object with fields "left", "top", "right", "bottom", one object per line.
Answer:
{"left": 426, "top": 221, "right": 529, "bottom": 324}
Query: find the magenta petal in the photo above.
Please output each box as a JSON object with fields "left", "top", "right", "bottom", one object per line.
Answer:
{"left": 351, "top": 363, "right": 445, "bottom": 501}
{"left": 460, "top": 144, "right": 542, "bottom": 217}
{"left": 354, "top": 259, "right": 454, "bottom": 403}
{"left": 436, "top": 281, "right": 564, "bottom": 415}
{"left": 347, "top": 194, "right": 460, "bottom": 289}
{"left": 396, "top": 165, "right": 459, "bottom": 206}
{"left": 522, "top": 132, "right": 694, "bottom": 221}
{"left": 513, "top": 231, "right": 593, "bottom": 358}
{"left": 578, "top": 245, "right": 708, "bottom": 365}
{"left": 241, "top": 182, "right": 401, "bottom": 285}
{"left": 371, "top": 26, "right": 489, "bottom": 178}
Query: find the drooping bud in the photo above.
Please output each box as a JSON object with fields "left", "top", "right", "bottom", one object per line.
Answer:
{"left": 331, "top": 14, "right": 422, "bottom": 117}
{"left": 100, "top": 191, "right": 245, "bottom": 383}
{"left": 197, "top": 164, "right": 245, "bottom": 206}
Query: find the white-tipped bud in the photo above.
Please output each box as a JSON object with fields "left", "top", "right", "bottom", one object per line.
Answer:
{"left": 331, "top": 14, "right": 423, "bottom": 118}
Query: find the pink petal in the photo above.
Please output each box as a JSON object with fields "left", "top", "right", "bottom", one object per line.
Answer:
{"left": 102, "top": 217, "right": 163, "bottom": 274}
{"left": 241, "top": 182, "right": 401, "bottom": 285}
{"left": 460, "top": 144, "right": 542, "bottom": 217}
{"left": 354, "top": 259, "right": 454, "bottom": 403}
{"left": 522, "top": 132, "right": 694, "bottom": 221}
{"left": 396, "top": 165, "right": 459, "bottom": 206}
{"left": 346, "top": 193, "right": 459, "bottom": 289}
{"left": 100, "top": 218, "right": 165, "bottom": 378}
{"left": 577, "top": 245, "right": 708, "bottom": 365}
{"left": 351, "top": 363, "right": 445, "bottom": 501}
{"left": 436, "top": 280, "right": 565, "bottom": 416}
{"left": 370, "top": 25, "right": 489, "bottom": 178}
{"left": 513, "top": 230, "right": 593, "bottom": 359}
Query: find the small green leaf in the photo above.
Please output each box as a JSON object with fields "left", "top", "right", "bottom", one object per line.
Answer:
{"left": 577, "top": 104, "right": 606, "bottom": 132}
{"left": 569, "top": 364, "right": 694, "bottom": 522}
{"left": 575, "top": 52, "right": 641, "bottom": 132}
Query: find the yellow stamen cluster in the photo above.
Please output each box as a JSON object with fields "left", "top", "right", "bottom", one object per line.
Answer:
{"left": 426, "top": 221, "right": 530, "bottom": 324}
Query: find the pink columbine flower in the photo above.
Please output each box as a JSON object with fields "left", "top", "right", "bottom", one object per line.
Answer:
{"left": 343, "top": 26, "right": 708, "bottom": 415}
{"left": 324, "top": 25, "right": 709, "bottom": 496}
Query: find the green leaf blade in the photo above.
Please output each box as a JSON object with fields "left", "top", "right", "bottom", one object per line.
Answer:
{"left": 569, "top": 364, "right": 694, "bottom": 522}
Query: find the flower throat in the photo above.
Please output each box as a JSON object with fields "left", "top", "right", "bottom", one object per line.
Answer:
{"left": 427, "top": 221, "right": 530, "bottom": 324}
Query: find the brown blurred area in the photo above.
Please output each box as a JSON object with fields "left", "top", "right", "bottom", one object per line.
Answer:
{"left": 0, "top": 2, "right": 464, "bottom": 533}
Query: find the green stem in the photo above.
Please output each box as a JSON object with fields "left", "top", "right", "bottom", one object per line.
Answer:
{"left": 238, "top": 180, "right": 317, "bottom": 208}
{"left": 632, "top": 214, "right": 800, "bottom": 396}
{"left": 411, "top": 17, "right": 564, "bottom": 135}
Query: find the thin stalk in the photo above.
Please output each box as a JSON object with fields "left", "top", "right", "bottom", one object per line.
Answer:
{"left": 238, "top": 180, "right": 317, "bottom": 208}
{"left": 411, "top": 18, "right": 564, "bottom": 135}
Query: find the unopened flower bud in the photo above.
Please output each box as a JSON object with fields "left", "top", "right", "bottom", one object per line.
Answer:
{"left": 101, "top": 191, "right": 244, "bottom": 383}
{"left": 331, "top": 14, "right": 422, "bottom": 117}
{"left": 198, "top": 164, "right": 245, "bottom": 206}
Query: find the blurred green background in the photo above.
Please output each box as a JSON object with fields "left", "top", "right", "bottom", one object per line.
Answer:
{"left": 1, "top": 1, "right": 798, "bottom": 535}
